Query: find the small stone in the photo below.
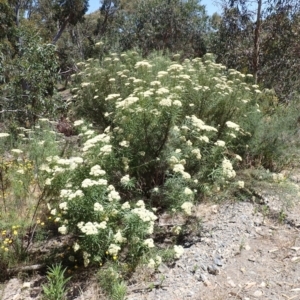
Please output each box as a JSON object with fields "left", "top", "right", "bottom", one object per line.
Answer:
{"left": 214, "top": 257, "right": 223, "bottom": 266}
{"left": 245, "top": 245, "right": 251, "bottom": 251}
{"left": 292, "top": 257, "right": 300, "bottom": 262}
{"left": 268, "top": 248, "right": 278, "bottom": 253}
{"left": 158, "top": 263, "right": 169, "bottom": 273}
{"left": 248, "top": 256, "right": 256, "bottom": 262}
{"left": 253, "top": 290, "right": 263, "bottom": 297}
{"left": 228, "top": 280, "right": 236, "bottom": 287}
{"left": 245, "top": 282, "right": 256, "bottom": 289}
{"left": 198, "top": 274, "right": 208, "bottom": 282}
{"left": 22, "top": 282, "right": 31, "bottom": 289}
{"left": 203, "top": 279, "right": 212, "bottom": 287}
{"left": 260, "top": 281, "right": 266, "bottom": 287}
{"left": 207, "top": 264, "right": 219, "bottom": 275}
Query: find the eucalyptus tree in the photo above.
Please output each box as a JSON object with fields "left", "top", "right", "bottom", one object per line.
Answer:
{"left": 92, "top": 0, "right": 210, "bottom": 57}
{"left": 212, "top": 0, "right": 300, "bottom": 100}
{"left": 52, "top": 0, "right": 89, "bottom": 44}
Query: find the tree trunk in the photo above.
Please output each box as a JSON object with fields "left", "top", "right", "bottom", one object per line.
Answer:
{"left": 253, "top": 0, "right": 262, "bottom": 84}
{"left": 52, "top": 18, "right": 69, "bottom": 45}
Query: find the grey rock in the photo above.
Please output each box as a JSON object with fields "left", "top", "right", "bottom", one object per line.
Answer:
{"left": 196, "top": 273, "right": 208, "bottom": 282}
{"left": 207, "top": 264, "right": 219, "bottom": 275}
{"left": 213, "top": 256, "right": 223, "bottom": 266}
{"left": 158, "top": 263, "right": 169, "bottom": 273}
{"left": 253, "top": 290, "right": 263, "bottom": 297}
{"left": 2, "top": 278, "right": 21, "bottom": 300}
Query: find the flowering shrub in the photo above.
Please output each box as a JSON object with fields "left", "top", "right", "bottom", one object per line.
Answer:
{"left": 45, "top": 148, "right": 159, "bottom": 266}
{"left": 0, "top": 119, "right": 62, "bottom": 265}
{"left": 70, "top": 51, "right": 264, "bottom": 196}
{"left": 38, "top": 51, "right": 271, "bottom": 276}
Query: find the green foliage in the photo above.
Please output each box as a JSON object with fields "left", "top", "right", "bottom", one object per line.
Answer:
{"left": 53, "top": 0, "right": 89, "bottom": 26}
{"left": 118, "top": 0, "right": 208, "bottom": 56}
{"left": 0, "top": 120, "right": 62, "bottom": 267}
{"left": 1, "top": 27, "right": 60, "bottom": 126}
{"left": 90, "top": 0, "right": 209, "bottom": 57}
{"left": 244, "top": 94, "right": 300, "bottom": 171}
{"left": 98, "top": 263, "right": 127, "bottom": 300}
{"left": 210, "top": 0, "right": 300, "bottom": 101}
{"left": 42, "top": 263, "right": 71, "bottom": 300}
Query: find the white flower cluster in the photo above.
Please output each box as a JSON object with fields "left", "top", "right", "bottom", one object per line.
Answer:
{"left": 82, "top": 133, "right": 110, "bottom": 152}
{"left": 199, "top": 135, "right": 209, "bottom": 143}
{"left": 235, "top": 154, "right": 242, "bottom": 161}
{"left": 83, "top": 251, "right": 91, "bottom": 267}
{"left": 143, "top": 238, "right": 155, "bottom": 248}
{"left": 172, "top": 163, "right": 191, "bottom": 179}
{"left": 94, "top": 202, "right": 104, "bottom": 211}
{"left": 159, "top": 98, "right": 172, "bottom": 106}
{"left": 226, "top": 121, "right": 240, "bottom": 131}
{"left": 59, "top": 202, "right": 68, "bottom": 211}
{"left": 222, "top": 158, "right": 236, "bottom": 179}
{"left": 181, "top": 201, "right": 193, "bottom": 215}
{"left": 60, "top": 189, "right": 84, "bottom": 200}
{"left": 108, "top": 190, "right": 121, "bottom": 202}
{"left": 157, "top": 71, "right": 168, "bottom": 78}
{"left": 116, "top": 96, "right": 139, "bottom": 109}
{"left": 0, "top": 133, "right": 10, "bottom": 138}
{"left": 114, "top": 230, "right": 127, "bottom": 243}
{"left": 78, "top": 221, "right": 107, "bottom": 235}
{"left": 99, "top": 144, "right": 112, "bottom": 155}
{"left": 58, "top": 225, "right": 68, "bottom": 235}
{"left": 73, "top": 242, "right": 80, "bottom": 252}
{"left": 81, "top": 82, "right": 91, "bottom": 88}
{"left": 191, "top": 148, "right": 202, "bottom": 160}
{"left": 156, "top": 87, "right": 169, "bottom": 95}
{"left": 45, "top": 157, "right": 83, "bottom": 173}
{"left": 272, "top": 173, "right": 285, "bottom": 182}
{"left": 190, "top": 115, "right": 217, "bottom": 132}
{"left": 108, "top": 243, "right": 121, "bottom": 256}
{"left": 89, "top": 165, "right": 106, "bottom": 176}
{"left": 136, "top": 200, "right": 145, "bottom": 208}
{"left": 105, "top": 94, "right": 120, "bottom": 101}
{"left": 167, "top": 64, "right": 184, "bottom": 72}
{"left": 172, "top": 226, "right": 182, "bottom": 235}
{"left": 174, "top": 245, "right": 184, "bottom": 258}
{"left": 131, "top": 205, "right": 157, "bottom": 234}
{"left": 40, "top": 164, "right": 52, "bottom": 172}
{"left": 11, "top": 149, "right": 23, "bottom": 154}
{"left": 147, "top": 255, "right": 162, "bottom": 268}
{"left": 82, "top": 178, "right": 108, "bottom": 188}
{"left": 214, "top": 140, "right": 226, "bottom": 147}
{"left": 135, "top": 60, "right": 152, "bottom": 69}
{"left": 57, "top": 157, "right": 84, "bottom": 170}
{"left": 147, "top": 258, "right": 156, "bottom": 268}
{"left": 121, "top": 201, "right": 130, "bottom": 209}
{"left": 119, "top": 140, "right": 129, "bottom": 147}
{"left": 120, "top": 174, "right": 130, "bottom": 185}
{"left": 237, "top": 181, "right": 245, "bottom": 188}
{"left": 74, "top": 120, "right": 84, "bottom": 126}
{"left": 184, "top": 187, "right": 193, "bottom": 196}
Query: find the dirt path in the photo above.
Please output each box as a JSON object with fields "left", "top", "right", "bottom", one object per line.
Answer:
{"left": 126, "top": 170, "right": 300, "bottom": 300}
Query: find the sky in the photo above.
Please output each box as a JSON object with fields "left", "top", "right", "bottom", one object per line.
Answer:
{"left": 87, "top": 0, "right": 221, "bottom": 16}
